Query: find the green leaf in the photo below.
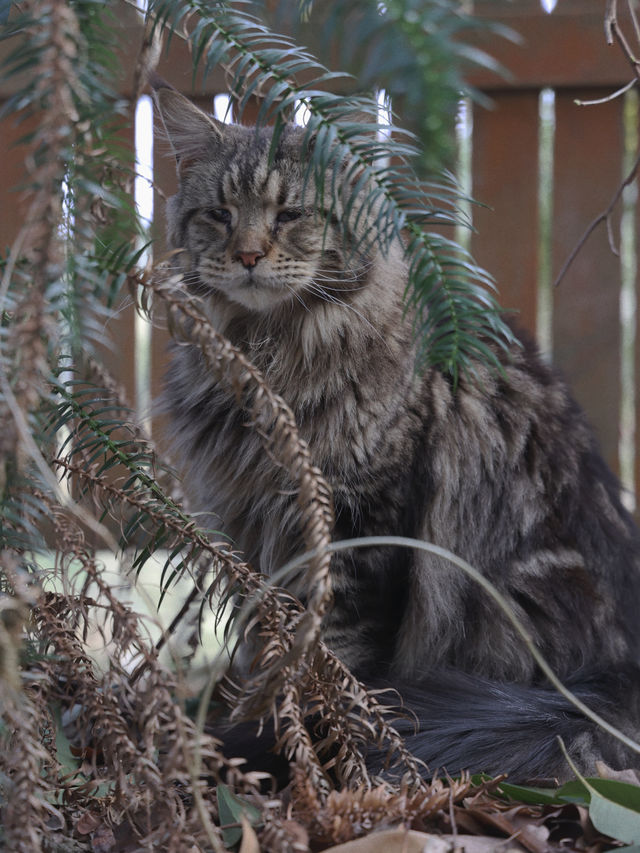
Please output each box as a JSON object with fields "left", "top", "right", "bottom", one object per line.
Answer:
{"left": 587, "top": 783, "right": 640, "bottom": 845}
{"left": 217, "top": 783, "right": 261, "bottom": 849}
{"left": 559, "top": 744, "right": 640, "bottom": 844}
{"left": 496, "top": 780, "right": 571, "bottom": 806}
{"left": 554, "top": 778, "right": 593, "bottom": 804}
{"left": 52, "top": 704, "right": 80, "bottom": 779}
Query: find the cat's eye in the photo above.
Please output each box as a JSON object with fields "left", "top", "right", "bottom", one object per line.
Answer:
{"left": 207, "top": 207, "right": 232, "bottom": 224}
{"left": 276, "top": 209, "right": 302, "bottom": 224}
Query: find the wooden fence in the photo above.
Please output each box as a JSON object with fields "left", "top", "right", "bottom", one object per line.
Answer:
{"left": 469, "top": 0, "right": 640, "bottom": 506}
{"left": 1, "top": 0, "right": 639, "bottom": 504}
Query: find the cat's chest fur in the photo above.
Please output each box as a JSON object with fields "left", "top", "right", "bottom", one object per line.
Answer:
{"left": 165, "top": 259, "right": 423, "bottom": 568}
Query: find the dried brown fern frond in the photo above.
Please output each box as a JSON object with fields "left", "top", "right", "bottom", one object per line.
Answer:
{"left": 0, "top": 554, "right": 53, "bottom": 853}
{"left": 23, "top": 503, "right": 271, "bottom": 850}
{"left": 17, "top": 0, "right": 86, "bottom": 279}
{"left": 2, "top": 0, "right": 85, "bottom": 412}
{"left": 138, "top": 264, "right": 335, "bottom": 691}
{"left": 133, "top": 263, "right": 444, "bottom": 797}
{"left": 266, "top": 766, "right": 473, "bottom": 849}
{"left": 300, "top": 650, "right": 428, "bottom": 789}
{"left": 0, "top": 687, "right": 58, "bottom": 853}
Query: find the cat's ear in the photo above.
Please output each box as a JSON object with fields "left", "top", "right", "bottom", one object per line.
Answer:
{"left": 150, "top": 75, "right": 224, "bottom": 175}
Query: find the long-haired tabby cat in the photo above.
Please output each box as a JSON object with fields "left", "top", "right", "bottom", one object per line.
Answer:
{"left": 153, "top": 79, "right": 640, "bottom": 781}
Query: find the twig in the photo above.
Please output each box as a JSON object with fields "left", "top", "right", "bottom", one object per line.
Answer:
{"left": 629, "top": 0, "right": 640, "bottom": 45}
{"left": 606, "top": 0, "right": 640, "bottom": 78}
{"left": 553, "top": 149, "right": 640, "bottom": 288}
{"left": 575, "top": 78, "right": 637, "bottom": 106}
{"left": 132, "top": 8, "right": 164, "bottom": 103}
{"left": 605, "top": 0, "right": 618, "bottom": 44}
{"left": 153, "top": 563, "right": 210, "bottom": 655}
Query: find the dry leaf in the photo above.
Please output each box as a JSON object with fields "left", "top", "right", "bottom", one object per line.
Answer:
{"left": 239, "top": 814, "right": 261, "bottom": 853}
{"left": 596, "top": 762, "right": 640, "bottom": 786}
{"left": 322, "top": 828, "right": 444, "bottom": 853}
{"left": 508, "top": 812, "right": 550, "bottom": 853}
{"left": 75, "top": 811, "right": 102, "bottom": 835}
{"left": 91, "top": 823, "right": 117, "bottom": 853}
{"left": 323, "top": 829, "right": 529, "bottom": 853}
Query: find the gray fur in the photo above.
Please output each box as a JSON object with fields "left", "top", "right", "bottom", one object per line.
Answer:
{"left": 156, "top": 87, "right": 640, "bottom": 779}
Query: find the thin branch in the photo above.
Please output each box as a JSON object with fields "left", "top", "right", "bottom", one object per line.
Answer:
{"left": 556, "top": 1, "right": 640, "bottom": 286}
{"left": 629, "top": 0, "right": 640, "bottom": 45}
{"left": 575, "top": 78, "right": 637, "bottom": 106}
{"left": 606, "top": 0, "right": 640, "bottom": 78}
{"left": 554, "top": 149, "right": 640, "bottom": 288}
{"left": 605, "top": 0, "right": 618, "bottom": 44}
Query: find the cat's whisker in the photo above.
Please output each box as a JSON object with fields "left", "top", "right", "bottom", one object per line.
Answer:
{"left": 314, "top": 262, "right": 374, "bottom": 282}
{"left": 310, "top": 279, "right": 367, "bottom": 294}
{"left": 284, "top": 283, "right": 311, "bottom": 313}
{"left": 108, "top": 295, "right": 136, "bottom": 317}
{"left": 305, "top": 283, "right": 386, "bottom": 345}
{"left": 314, "top": 266, "right": 369, "bottom": 279}
{"left": 312, "top": 265, "right": 371, "bottom": 282}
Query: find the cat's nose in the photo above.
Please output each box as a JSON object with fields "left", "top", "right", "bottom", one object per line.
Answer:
{"left": 234, "top": 250, "right": 265, "bottom": 269}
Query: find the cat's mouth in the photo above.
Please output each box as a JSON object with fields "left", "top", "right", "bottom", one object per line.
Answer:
{"left": 235, "top": 267, "right": 291, "bottom": 293}
{"left": 239, "top": 268, "right": 260, "bottom": 287}
{"left": 214, "top": 268, "right": 300, "bottom": 312}
{"left": 194, "top": 259, "right": 307, "bottom": 312}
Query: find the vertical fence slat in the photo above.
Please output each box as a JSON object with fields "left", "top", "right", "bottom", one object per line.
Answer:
{"left": 552, "top": 91, "right": 625, "bottom": 475}
{"left": 471, "top": 91, "right": 541, "bottom": 336}
{"left": 150, "top": 96, "right": 177, "bottom": 442}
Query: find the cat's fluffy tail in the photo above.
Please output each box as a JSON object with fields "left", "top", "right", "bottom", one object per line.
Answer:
{"left": 372, "top": 668, "right": 640, "bottom": 780}
{"left": 213, "top": 668, "right": 639, "bottom": 784}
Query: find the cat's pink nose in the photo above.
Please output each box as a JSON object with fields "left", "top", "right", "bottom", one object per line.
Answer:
{"left": 235, "top": 250, "right": 265, "bottom": 269}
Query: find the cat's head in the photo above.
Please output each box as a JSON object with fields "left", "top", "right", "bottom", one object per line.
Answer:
{"left": 154, "top": 86, "right": 366, "bottom": 314}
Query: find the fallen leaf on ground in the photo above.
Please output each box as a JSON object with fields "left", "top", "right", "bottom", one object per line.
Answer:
{"left": 322, "top": 828, "right": 527, "bottom": 853}
{"left": 239, "top": 814, "right": 261, "bottom": 853}
{"left": 596, "top": 762, "right": 640, "bottom": 786}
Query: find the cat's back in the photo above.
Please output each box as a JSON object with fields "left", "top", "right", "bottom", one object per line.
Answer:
{"left": 393, "top": 330, "right": 640, "bottom": 680}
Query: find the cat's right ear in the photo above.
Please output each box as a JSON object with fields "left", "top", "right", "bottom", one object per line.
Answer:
{"left": 149, "top": 75, "right": 224, "bottom": 175}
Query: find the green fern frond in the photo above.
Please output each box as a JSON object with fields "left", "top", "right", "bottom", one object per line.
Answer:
{"left": 269, "top": 0, "right": 513, "bottom": 175}
{"left": 147, "top": 0, "right": 513, "bottom": 378}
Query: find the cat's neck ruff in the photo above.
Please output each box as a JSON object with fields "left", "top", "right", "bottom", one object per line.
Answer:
{"left": 197, "top": 243, "right": 409, "bottom": 370}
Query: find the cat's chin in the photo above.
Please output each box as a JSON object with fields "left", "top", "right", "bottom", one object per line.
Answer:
{"left": 230, "top": 291, "right": 295, "bottom": 313}
{"left": 209, "top": 277, "right": 303, "bottom": 314}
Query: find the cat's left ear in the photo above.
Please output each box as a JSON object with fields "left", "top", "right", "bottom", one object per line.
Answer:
{"left": 150, "top": 74, "right": 225, "bottom": 175}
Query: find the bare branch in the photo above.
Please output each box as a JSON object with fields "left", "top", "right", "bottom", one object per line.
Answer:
{"left": 606, "top": 0, "right": 640, "bottom": 78}
{"left": 575, "top": 78, "right": 637, "bottom": 106}
{"left": 554, "top": 150, "right": 640, "bottom": 288}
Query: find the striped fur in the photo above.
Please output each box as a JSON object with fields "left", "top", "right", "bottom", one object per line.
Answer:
{"left": 156, "top": 86, "right": 640, "bottom": 779}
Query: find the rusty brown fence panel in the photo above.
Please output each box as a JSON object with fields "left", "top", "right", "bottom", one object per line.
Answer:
{"left": 469, "top": 0, "right": 639, "bottom": 497}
